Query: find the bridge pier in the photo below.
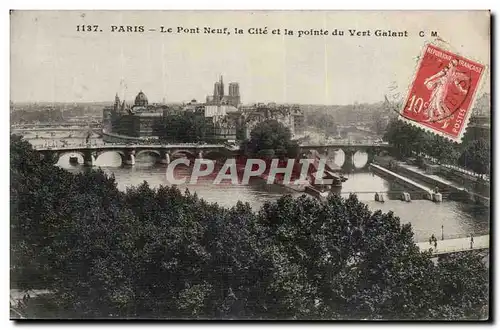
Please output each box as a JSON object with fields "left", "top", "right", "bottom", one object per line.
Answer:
{"left": 342, "top": 149, "right": 356, "bottom": 171}
{"left": 366, "top": 149, "right": 376, "bottom": 165}
{"left": 83, "top": 152, "right": 96, "bottom": 167}
{"left": 158, "top": 151, "right": 171, "bottom": 165}
{"left": 123, "top": 150, "right": 136, "bottom": 166}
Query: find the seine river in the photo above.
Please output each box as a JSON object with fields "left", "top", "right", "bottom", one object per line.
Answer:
{"left": 26, "top": 133, "right": 489, "bottom": 243}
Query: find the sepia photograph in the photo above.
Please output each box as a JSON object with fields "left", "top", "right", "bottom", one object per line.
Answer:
{"left": 9, "top": 10, "right": 491, "bottom": 320}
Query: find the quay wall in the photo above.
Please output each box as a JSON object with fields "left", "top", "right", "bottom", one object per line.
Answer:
{"left": 368, "top": 164, "right": 432, "bottom": 200}
{"left": 438, "top": 166, "right": 490, "bottom": 198}
{"left": 391, "top": 165, "right": 460, "bottom": 195}
{"left": 376, "top": 162, "right": 489, "bottom": 206}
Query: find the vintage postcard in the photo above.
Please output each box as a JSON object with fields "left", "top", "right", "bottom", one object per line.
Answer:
{"left": 10, "top": 10, "right": 490, "bottom": 320}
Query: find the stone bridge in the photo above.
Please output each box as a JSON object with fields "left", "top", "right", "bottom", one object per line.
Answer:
{"left": 34, "top": 142, "right": 391, "bottom": 168}
{"left": 35, "top": 143, "right": 238, "bottom": 166}
{"left": 299, "top": 143, "right": 392, "bottom": 170}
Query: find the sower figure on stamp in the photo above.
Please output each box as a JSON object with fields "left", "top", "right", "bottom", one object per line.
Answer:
{"left": 423, "top": 59, "right": 470, "bottom": 128}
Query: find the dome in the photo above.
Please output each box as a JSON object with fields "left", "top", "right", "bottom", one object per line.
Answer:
{"left": 134, "top": 91, "right": 148, "bottom": 106}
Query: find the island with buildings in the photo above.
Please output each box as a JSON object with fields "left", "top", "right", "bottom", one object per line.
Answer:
{"left": 102, "top": 76, "right": 305, "bottom": 143}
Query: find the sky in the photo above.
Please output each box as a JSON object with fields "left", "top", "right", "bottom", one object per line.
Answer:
{"left": 10, "top": 10, "right": 490, "bottom": 105}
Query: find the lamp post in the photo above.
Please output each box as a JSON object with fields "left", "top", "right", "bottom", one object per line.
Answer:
{"left": 441, "top": 225, "right": 444, "bottom": 241}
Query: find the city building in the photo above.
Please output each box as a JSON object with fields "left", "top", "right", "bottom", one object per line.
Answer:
{"left": 240, "top": 103, "right": 304, "bottom": 138}
{"left": 103, "top": 78, "right": 304, "bottom": 142}
{"left": 103, "top": 91, "right": 167, "bottom": 138}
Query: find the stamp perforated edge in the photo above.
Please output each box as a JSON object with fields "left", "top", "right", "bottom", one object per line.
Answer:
{"left": 398, "top": 40, "right": 488, "bottom": 144}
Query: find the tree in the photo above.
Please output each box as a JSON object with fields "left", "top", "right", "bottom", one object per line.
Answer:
{"left": 241, "top": 120, "right": 300, "bottom": 159}
{"left": 383, "top": 119, "right": 462, "bottom": 165}
{"left": 249, "top": 194, "right": 488, "bottom": 320}
{"left": 430, "top": 252, "right": 489, "bottom": 319}
{"left": 383, "top": 119, "right": 427, "bottom": 158}
{"left": 382, "top": 116, "right": 491, "bottom": 177}
{"left": 422, "top": 135, "right": 460, "bottom": 165}
{"left": 162, "top": 113, "right": 208, "bottom": 143}
{"left": 458, "top": 138, "right": 490, "bottom": 175}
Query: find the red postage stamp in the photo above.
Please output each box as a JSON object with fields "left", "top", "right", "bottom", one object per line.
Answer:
{"left": 401, "top": 44, "right": 485, "bottom": 143}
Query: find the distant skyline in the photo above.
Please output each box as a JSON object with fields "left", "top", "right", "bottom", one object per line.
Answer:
{"left": 11, "top": 11, "right": 490, "bottom": 105}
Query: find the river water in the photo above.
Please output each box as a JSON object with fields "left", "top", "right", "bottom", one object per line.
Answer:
{"left": 26, "top": 133, "right": 489, "bottom": 242}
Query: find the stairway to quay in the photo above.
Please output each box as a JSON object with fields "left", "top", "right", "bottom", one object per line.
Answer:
{"left": 395, "top": 163, "right": 490, "bottom": 206}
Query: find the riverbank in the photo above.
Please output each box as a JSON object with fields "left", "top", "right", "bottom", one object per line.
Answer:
{"left": 372, "top": 156, "right": 490, "bottom": 206}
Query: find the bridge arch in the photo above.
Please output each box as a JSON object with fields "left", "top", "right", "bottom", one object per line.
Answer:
{"left": 95, "top": 150, "right": 126, "bottom": 166}
{"left": 352, "top": 149, "right": 369, "bottom": 169}
{"left": 53, "top": 151, "right": 86, "bottom": 165}
{"left": 135, "top": 149, "right": 162, "bottom": 159}
{"left": 95, "top": 149, "right": 126, "bottom": 159}
{"left": 171, "top": 149, "right": 196, "bottom": 159}
{"left": 338, "top": 148, "right": 373, "bottom": 170}
{"left": 302, "top": 147, "right": 374, "bottom": 170}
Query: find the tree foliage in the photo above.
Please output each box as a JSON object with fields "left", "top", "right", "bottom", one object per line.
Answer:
{"left": 161, "top": 112, "right": 208, "bottom": 143}
{"left": 383, "top": 119, "right": 430, "bottom": 158}
{"left": 240, "top": 120, "right": 300, "bottom": 159}
{"left": 10, "top": 135, "right": 488, "bottom": 319}
{"left": 383, "top": 119, "right": 488, "bottom": 173}
{"left": 458, "top": 138, "right": 490, "bottom": 175}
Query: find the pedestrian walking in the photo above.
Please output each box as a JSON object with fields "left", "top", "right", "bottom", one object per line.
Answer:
{"left": 470, "top": 234, "right": 474, "bottom": 249}
{"left": 429, "top": 236, "right": 433, "bottom": 245}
